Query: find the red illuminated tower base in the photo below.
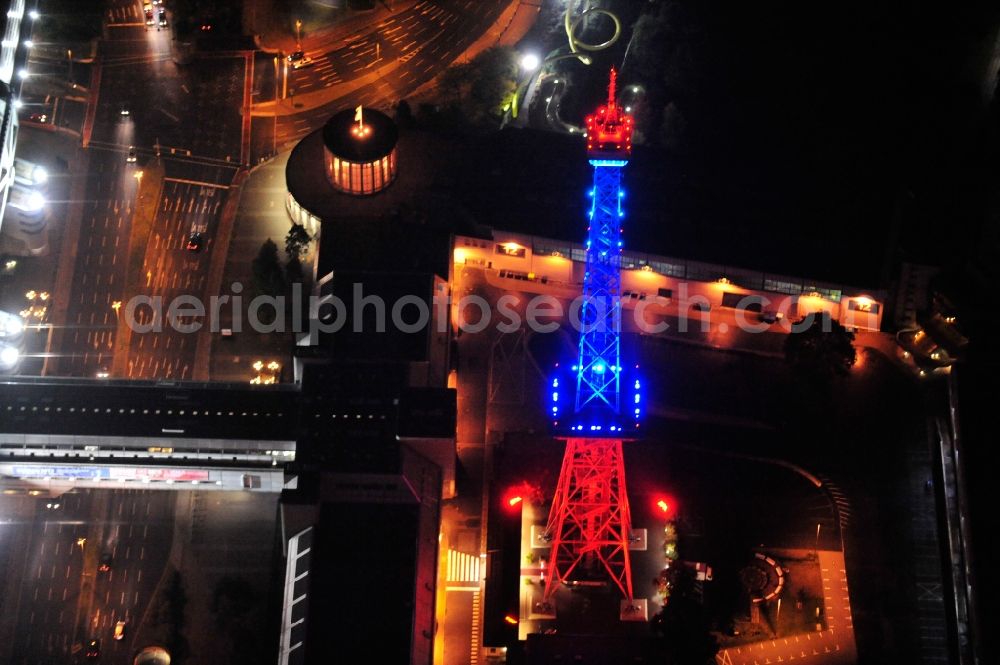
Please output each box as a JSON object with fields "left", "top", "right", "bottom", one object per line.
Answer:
{"left": 543, "top": 437, "right": 634, "bottom": 601}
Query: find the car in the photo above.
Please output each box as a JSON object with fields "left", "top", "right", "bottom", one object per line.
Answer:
{"left": 85, "top": 639, "right": 100, "bottom": 659}
{"left": 113, "top": 620, "right": 126, "bottom": 641}
{"left": 287, "top": 51, "right": 314, "bottom": 69}
{"left": 120, "top": 103, "right": 130, "bottom": 116}
{"left": 158, "top": 10, "right": 167, "bottom": 27}
{"left": 27, "top": 112, "right": 48, "bottom": 124}
{"left": 145, "top": 9, "right": 154, "bottom": 25}
{"left": 126, "top": 146, "right": 137, "bottom": 163}
{"left": 98, "top": 552, "right": 112, "bottom": 572}
{"left": 0, "top": 310, "right": 25, "bottom": 341}
{"left": 186, "top": 232, "right": 202, "bottom": 252}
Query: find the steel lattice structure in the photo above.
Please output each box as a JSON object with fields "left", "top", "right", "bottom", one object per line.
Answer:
{"left": 545, "top": 69, "right": 640, "bottom": 603}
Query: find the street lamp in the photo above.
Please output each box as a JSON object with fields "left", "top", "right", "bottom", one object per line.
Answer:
{"left": 520, "top": 53, "right": 540, "bottom": 72}
{"left": 28, "top": 9, "right": 39, "bottom": 20}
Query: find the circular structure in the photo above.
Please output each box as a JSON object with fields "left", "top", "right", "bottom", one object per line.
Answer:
{"left": 321, "top": 108, "right": 398, "bottom": 196}
{"left": 133, "top": 646, "right": 171, "bottom": 665}
{"left": 740, "top": 553, "right": 785, "bottom": 603}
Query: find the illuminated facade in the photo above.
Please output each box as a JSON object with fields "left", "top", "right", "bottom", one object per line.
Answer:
{"left": 0, "top": 0, "right": 27, "bottom": 228}
{"left": 451, "top": 232, "right": 886, "bottom": 332}
{"left": 543, "top": 70, "right": 641, "bottom": 610}
{"left": 321, "top": 107, "right": 398, "bottom": 196}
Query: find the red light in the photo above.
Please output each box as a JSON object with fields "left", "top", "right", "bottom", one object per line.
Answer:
{"left": 504, "top": 615, "right": 519, "bottom": 625}
{"left": 654, "top": 494, "right": 677, "bottom": 517}
{"left": 508, "top": 496, "right": 522, "bottom": 507}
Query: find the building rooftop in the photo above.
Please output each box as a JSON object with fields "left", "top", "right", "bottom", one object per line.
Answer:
{"left": 321, "top": 107, "right": 397, "bottom": 163}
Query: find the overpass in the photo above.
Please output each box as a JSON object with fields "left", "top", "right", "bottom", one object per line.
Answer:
{"left": 0, "top": 377, "right": 299, "bottom": 493}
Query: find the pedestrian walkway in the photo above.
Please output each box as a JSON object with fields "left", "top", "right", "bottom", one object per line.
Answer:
{"left": 716, "top": 551, "right": 857, "bottom": 665}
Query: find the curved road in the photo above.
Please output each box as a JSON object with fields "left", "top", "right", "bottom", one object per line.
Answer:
{"left": 274, "top": 0, "right": 511, "bottom": 148}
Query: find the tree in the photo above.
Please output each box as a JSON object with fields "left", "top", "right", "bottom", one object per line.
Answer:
{"left": 784, "top": 312, "right": 857, "bottom": 381}
{"left": 651, "top": 595, "right": 719, "bottom": 664}
{"left": 434, "top": 46, "right": 518, "bottom": 127}
{"left": 285, "top": 255, "right": 305, "bottom": 286}
{"left": 285, "top": 223, "right": 311, "bottom": 262}
{"left": 395, "top": 99, "right": 415, "bottom": 128}
{"left": 252, "top": 239, "right": 285, "bottom": 298}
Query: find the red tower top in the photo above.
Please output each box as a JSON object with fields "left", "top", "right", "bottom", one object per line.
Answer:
{"left": 585, "top": 68, "right": 634, "bottom": 159}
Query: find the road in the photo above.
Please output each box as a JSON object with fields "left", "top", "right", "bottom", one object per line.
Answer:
{"left": 274, "top": 0, "right": 510, "bottom": 148}
{"left": 50, "top": 0, "right": 247, "bottom": 379}
{"left": 47, "top": 0, "right": 514, "bottom": 380}
{"left": 0, "top": 489, "right": 174, "bottom": 665}
{"left": 123, "top": 178, "right": 225, "bottom": 379}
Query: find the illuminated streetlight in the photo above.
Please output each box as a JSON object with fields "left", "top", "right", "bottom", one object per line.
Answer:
{"left": 23, "top": 39, "right": 33, "bottom": 48}
{"left": 76, "top": 537, "right": 87, "bottom": 549}
{"left": 16, "top": 68, "right": 28, "bottom": 79}
{"left": 0, "top": 346, "right": 18, "bottom": 369}
{"left": 28, "top": 9, "right": 39, "bottom": 20}
{"left": 520, "top": 52, "right": 540, "bottom": 72}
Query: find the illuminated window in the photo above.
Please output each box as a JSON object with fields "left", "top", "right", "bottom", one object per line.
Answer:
{"left": 350, "top": 162, "right": 361, "bottom": 193}
{"left": 496, "top": 243, "right": 526, "bottom": 258}
{"left": 848, "top": 299, "right": 879, "bottom": 314}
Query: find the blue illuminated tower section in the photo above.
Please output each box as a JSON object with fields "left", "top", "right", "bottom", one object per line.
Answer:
{"left": 544, "top": 69, "right": 641, "bottom": 609}
{"left": 550, "top": 67, "right": 641, "bottom": 435}
{"left": 574, "top": 132, "right": 629, "bottom": 428}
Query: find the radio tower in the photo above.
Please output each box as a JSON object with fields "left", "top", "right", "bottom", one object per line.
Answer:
{"left": 545, "top": 68, "right": 642, "bottom": 607}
